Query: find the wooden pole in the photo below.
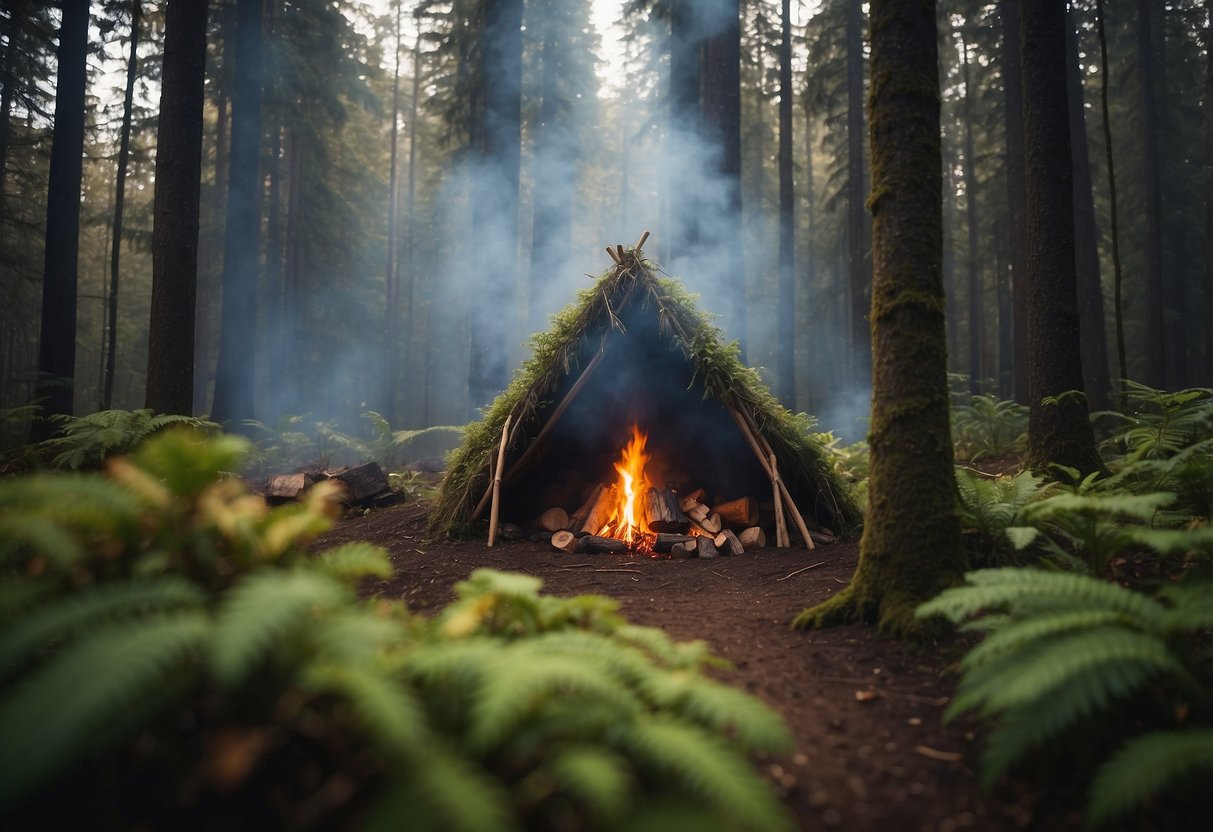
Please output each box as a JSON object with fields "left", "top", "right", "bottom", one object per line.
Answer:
{"left": 769, "top": 452, "right": 790, "bottom": 547}
{"left": 486, "top": 414, "right": 512, "bottom": 547}
{"left": 606, "top": 246, "right": 621, "bottom": 264}
{"left": 743, "top": 407, "right": 816, "bottom": 550}
{"left": 727, "top": 403, "right": 815, "bottom": 550}
{"left": 634, "top": 230, "right": 650, "bottom": 251}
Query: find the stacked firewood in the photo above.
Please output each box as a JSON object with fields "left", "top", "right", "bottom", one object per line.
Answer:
{"left": 533, "top": 484, "right": 784, "bottom": 558}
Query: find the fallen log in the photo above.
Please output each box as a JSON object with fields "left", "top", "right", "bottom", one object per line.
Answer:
{"left": 579, "top": 535, "right": 628, "bottom": 554}
{"left": 643, "top": 487, "right": 690, "bottom": 532}
{"left": 714, "top": 529, "right": 745, "bottom": 556}
{"left": 528, "top": 507, "right": 570, "bottom": 533}
{"left": 265, "top": 472, "right": 313, "bottom": 501}
{"left": 328, "top": 461, "right": 392, "bottom": 504}
{"left": 653, "top": 532, "right": 696, "bottom": 553}
{"left": 712, "top": 496, "right": 758, "bottom": 528}
{"left": 739, "top": 526, "right": 767, "bottom": 549}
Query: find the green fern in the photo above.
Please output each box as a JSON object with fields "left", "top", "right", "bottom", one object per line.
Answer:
{"left": 1095, "top": 382, "right": 1213, "bottom": 462}
{"left": 1087, "top": 730, "right": 1213, "bottom": 828}
{"left": 952, "top": 394, "right": 1028, "bottom": 462}
{"left": 37, "top": 409, "right": 218, "bottom": 470}
{"left": 918, "top": 569, "right": 1213, "bottom": 826}
{"left": 955, "top": 469, "right": 1051, "bottom": 564}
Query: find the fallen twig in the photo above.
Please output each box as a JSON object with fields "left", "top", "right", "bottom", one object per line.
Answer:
{"left": 559, "top": 563, "right": 594, "bottom": 569}
{"left": 873, "top": 688, "right": 950, "bottom": 706}
{"left": 775, "top": 560, "right": 831, "bottom": 582}
{"left": 914, "top": 745, "right": 963, "bottom": 762}
{"left": 595, "top": 568, "right": 643, "bottom": 574}
{"left": 707, "top": 568, "right": 729, "bottom": 579}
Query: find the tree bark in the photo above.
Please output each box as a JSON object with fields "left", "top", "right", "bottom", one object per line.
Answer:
{"left": 1206, "top": 0, "right": 1213, "bottom": 385}
{"left": 1093, "top": 0, "right": 1126, "bottom": 394}
{"left": 796, "top": 0, "right": 963, "bottom": 638}
{"left": 32, "top": 0, "right": 89, "bottom": 438}
{"left": 384, "top": 0, "right": 402, "bottom": 423}
{"left": 775, "top": 0, "right": 794, "bottom": 404}
{"left": 845, "top": 0, "right": 870, "bottom": 382}
{"left": 1000, "top": 0, "right": 1029, "bottom": 405}
{"left": 146, "top": 0, "right": 207, "bottom": 416}
{"left": 0, "top": 10, "right": 17, "bottom": 230}
{"left": 210, "top": 0, "right": 263, "bottom": 427}
{"left": 1136, "top": 0, "right": 1165, "bottom": 389}
{"left": 1064, "top": 11, "right": 1112, "bottom": 412}
{"left": 1020, "top": 0, "right": 1104, "bottom": 476}
{"left": 960, "top": 27, "right": 983, "bottom": 394}
{"left": 105, "top": 0, "right": 142, "bottom": 410}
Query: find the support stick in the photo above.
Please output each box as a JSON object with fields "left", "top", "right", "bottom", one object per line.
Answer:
{"left": 487, "top": 414, "right": 512, "bottom": 547}
{"left": 634, "top": 230, "right": 650, "bottom": 251}
{"left": 744, "top": 409, "right": 816, "bottom": 551}
{"left": 769, "top": 453, "right": 790, "bottom": 548}
{"left": 606, "top": 246, "right": 621, "bottom": 264}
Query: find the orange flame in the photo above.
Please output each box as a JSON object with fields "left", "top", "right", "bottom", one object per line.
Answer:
{"left": 610, "top": 424, "right": 650, "bottom": 544}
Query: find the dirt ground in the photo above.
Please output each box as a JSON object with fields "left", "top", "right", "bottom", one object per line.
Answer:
{"left": 319, "top": 502, "right": 1081, "bottom": 832}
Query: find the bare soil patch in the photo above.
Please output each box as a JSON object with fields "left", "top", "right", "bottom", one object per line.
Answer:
{"left": 320, "top": 502, "right": 1082, "bottom": 831}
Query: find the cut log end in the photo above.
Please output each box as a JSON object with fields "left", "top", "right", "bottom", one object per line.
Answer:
{"left": 739, "top": 526, "right": 767, "bottom": 550}
{"left": 551, "top": 530, "right": 578, "bottom": 553}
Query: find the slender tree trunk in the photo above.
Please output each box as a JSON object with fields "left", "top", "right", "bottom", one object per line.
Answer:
{"left": 1064, "top": 11, "right": 1112, "bottom": 412}
{"left": 775, "top": 0, "right": 794, "bottom": 404}
{"left": 467, "top": 0, "right": 522, "bottom": 416}
{"left": 1136, "top": 0, "right": 1165, "bottom": 388}
{"left": 1020, "top": 0, "right": 1103, "bottom": 476}
{"left": 960, "top": 28, "right": 983, "bottom": 393}
{"left": 210, "top": 0, "right": 263, "bottom": 427}
{"left": 384, "top": 0, "right": 402, "bottom": 423}
{"left": 995, "top": 224, "right": 1012, "bottom": 396}
{"left": 146, "top": 0, "right": 207, "bottom": 416}
{"left": 846, "top": 0, "right": 869, "bottom": 382}
{"left": 281, "top": 130, "right": 302, "bottom": 418}
{"left": 668, "top": 0, "right": 701, "bottom": 257}
{"left": 1093, "top": 0, "right": 1126, "bottom": 393}
{"left": 0, "top": 11, "right": 17, "bottom": 229}
{"left": 1206, "top": 0, "right": 1212, "bottom": 385}
{"left": 196, "top": 63, "right": 230, "bottom": 415}
{"left": 32, "top": 0, "right": 89, "bottom": 438}
{"left": 406, "top": 20, "right": 423, "bottom": 424}
{"left": 1000, "top": 0, "right": 1030, "bottom": 404}
{"left": 700, "top": 0, "right": 744, "bottom": 358}
{"left": 104, "top": 0, "right": 142, "bottom": 409}
{"left": 797, "top": 0, "right": 962, "bottom": 638}
{"left": 800, "top": 72, "right": 818, "bottom": 411}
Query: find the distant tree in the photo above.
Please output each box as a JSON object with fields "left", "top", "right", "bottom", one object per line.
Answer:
{"left": 796, "top": 0, "right": 963, "bottom": 638}
{"left": 1136, "top": 0, "right": 1165, "bottom": 389}
{"left": 845, "top": 0, "right": 869, "bottom": 381}
{"left": 959, "top": 21, "right": 983, "bottom": 393}
{"left": 384, "top": 0, "right": 403, "bottom": 423}
{"left": 775, "top": 0, "right": 794, "bottom": 404}
{"left": 999, "top": 0, "right": 1029, "bottom": 404}
{"left": 1064, "top": 10, "right": 1112, "bottom": 411}
{"left": 210, "top": 0, "right": 263, "bottom": 426}
{"left": 1092, "top": 0, "right": 1127, "bottom": 390}
{"left": 32, "top": 0, "right": 89, "bottom": 439}
{"left": 467, "top": 0, "right": 523, "bottom": 416}
{"left": 104, "top": 0, "right": 142, "bottom": 410}
{"left": 1020, "top": 0, "right": 1103, "bottom": 476}
{"left": 1206, "top": 0, "right": 1212, "bottom": 385}
{"left": 145, "top": 0, "right": 208, "bottom": 416}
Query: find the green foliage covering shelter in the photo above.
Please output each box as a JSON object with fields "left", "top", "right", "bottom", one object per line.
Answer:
{"left": 428, "top": 249, "right": 862, "bottom": 541}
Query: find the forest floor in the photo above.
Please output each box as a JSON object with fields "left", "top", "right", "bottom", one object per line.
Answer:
{"left": 319, "top": 501, "right": 1084, "bottom": 832}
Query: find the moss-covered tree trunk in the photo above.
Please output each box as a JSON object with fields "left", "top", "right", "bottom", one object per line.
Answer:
{"left": 1020, "top": 0, "right": 1104, "bottom": 476}
{"left": 795, "top": 0, "right": 963, "bottom": 639}
{"left": 999, "top": 0, "right": 1029, "bottom": 405}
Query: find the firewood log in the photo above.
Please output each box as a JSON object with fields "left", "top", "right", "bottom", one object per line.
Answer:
{"left": 679, "top": 488, "right": 706, "bottom": 512}
{"left": 699, "top": 513, "right": 722, "bottom": 535}
{"left": 653, "top": 533, "right": 696, "bottom": 553}
{"left": 579, "top": 535, "right": 627, "bottom": 554}
{"left": 643, "top": 487, "right": 690, "bottom": 532}
{"left": 670, "top": 541, "right": 697, "bottom": 558}
{"left": 712, "top": 497, "right": 758, "bottom": 528}
{"left": 528, "top": 507, "right": 569, "bottom": 532}
{"left": 569, "top": 484, "right": 605, "bottom": 530}
{"left": 579, "top": 484, "right": 616, "bottom": 536}
{"left": 266, "top": 472, "right": 312, "bottom": 501}
{"left": 686, "top": 503, "right": 710, "bottom": 523}
{"left": 739, "top": 526, "right": 767, "bottom": 549}
{"left": 714, "top": 529, "right": 745, "bottom": 556}
{"left": 697, "top": 535, "right": 720, "bottom": 558}
{"left": 551, "top": 530, "right": 578, "bottom": 553}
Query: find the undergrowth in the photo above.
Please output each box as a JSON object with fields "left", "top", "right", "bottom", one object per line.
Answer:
{"left": 0, "top": 430, "right": 793, "bottom": 830}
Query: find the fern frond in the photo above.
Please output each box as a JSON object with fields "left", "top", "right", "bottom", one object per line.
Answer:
{"left": 0, "top": 612, "right": 209, "bottom": 810}
{"left": 661, "top": 680, "right": 792, "bottom": 753}
{"left": 312, "top": 542, "right": 393, "bottom": 581}
{"left": 0, "top": 577, "right": 204, "bottom": 678}
{"left": 301, "top": 661, "right": 429, "bottom": 751}
{"left": 1087, "top": 730, "right": 1213, "bottom": 828}
{"left": 962, "top": 610, "right": 1128, "bottom": 668}
{"left": 468, "top": 651, "right": 643, "bottom": 751}
{"left": 916, "top": 569, "right": 1167, "bottom": 626}
{"left": 951, "top": 627, "right": 1180, "bottom": 716}
{"left": 976, "top": 657, "right": 1160, "bottom": 787}
{"left": 544, "top": 745, "right": 633, "bottom": 823}
{"left": 401, "top": 742, "right": 520, "bottom": 832}
{"left": 211, "top": 570, "right": 347, "bottom": 686}
{"left": 614, "top": 716, "right": 795, "bottom": 831}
